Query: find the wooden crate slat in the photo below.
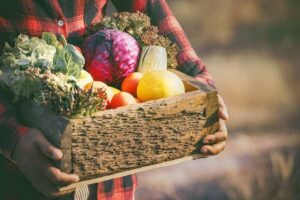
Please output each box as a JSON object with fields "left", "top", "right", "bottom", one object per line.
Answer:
{"left": 70, "top": 90, "right": 208, "bottom": 180}
{"left": 15, "top": 70, "right": 219, "bottom": 193}
{"left": 58, "top": 154, "right": 205, "bottom": 192}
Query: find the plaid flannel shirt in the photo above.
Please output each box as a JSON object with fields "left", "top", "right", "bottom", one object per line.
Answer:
{"left": 0, "top": 0, "right": 214, "bottom": 199}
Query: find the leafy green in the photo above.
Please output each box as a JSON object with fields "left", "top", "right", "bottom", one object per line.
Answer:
{"left": 42, "top": 32, "right": 63, "bottom": 50}
{"left": 0, "top": 32, "right": 105, "bottom": 118}
{"left": 41, "top": 32, "right": 85, "bottom": 78}
{"left": 32, "top": 70, "right": 107, "bottom": 118}
{"left": 53, "top": 44, "right": 85, "bottom": 79}
{"left": 1, "top": 34, "right": 56, "bottom": 70}
{"left": 9, "top": 68, "right": 43, "bottom": 101}
{"left": 1, "top": 33, "right": 85, "bottom": 79}
{"left": 0, "top": 66, "right": 106, "bottom": 117}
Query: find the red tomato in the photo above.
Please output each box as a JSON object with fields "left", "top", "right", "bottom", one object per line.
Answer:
{"left": 110, "top": 92, "right": 137, "bottom": 109}
{"left": 121, "top": 72, "right": 143, "bottom": 97}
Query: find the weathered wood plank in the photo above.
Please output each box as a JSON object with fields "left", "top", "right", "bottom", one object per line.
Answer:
{"left": 170, "top": 69, "right": 219, "bottom": 152}
{"left": 203, "top": 91, "right": 220, "bottom": 136}
{"left": 58, "top": 154, "right": 205, "bottom": 192}
{"left": 69, "top": 90, "right": 208, "bottom": 180}
{"left": 15, "top": 70, "right": 219, "bottom": 193}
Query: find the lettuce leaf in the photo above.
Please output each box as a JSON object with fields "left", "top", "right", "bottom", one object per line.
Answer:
{"left": 1, "top": 34, "right": 56, "bottom": 70}
{"left": 41, "top": 32, "right": 85, "bottom": 78}
{"left": 53, "top": 44, "right": 85, "bottom": 79}
{"left": 1, "top": 33, "right": 85, "bottom": 79}
{"left": 42, "top": 32, "right": 63, "bottom": 50}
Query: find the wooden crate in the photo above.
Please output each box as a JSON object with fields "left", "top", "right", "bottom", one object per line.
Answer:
{"left": 17, "top": 69, "right": 219, "bottom": 192}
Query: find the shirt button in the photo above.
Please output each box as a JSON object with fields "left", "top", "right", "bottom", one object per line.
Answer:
{"left": 57, "top": 20, "right": 64, "bottom": 27}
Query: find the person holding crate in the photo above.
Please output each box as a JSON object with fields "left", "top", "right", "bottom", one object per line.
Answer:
{"left": 0, "top": 0, "right": 228, "bottom": 199}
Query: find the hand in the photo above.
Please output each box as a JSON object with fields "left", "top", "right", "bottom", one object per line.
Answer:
{"left": 13, "top": 128, "right": 79, "bottom": 198}
{"left": 200, "top": 94, "right": 229, "bottom": 156}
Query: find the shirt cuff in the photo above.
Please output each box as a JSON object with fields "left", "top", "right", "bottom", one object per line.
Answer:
{"left": 176, "top": 48, "right": 216, "bottom": 88}
{"left": 194, "top": 72, "right": 216, "bottom": 89}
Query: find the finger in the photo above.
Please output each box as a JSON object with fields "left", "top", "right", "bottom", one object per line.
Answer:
{"left": 200, "top": 141, "right": 226, "bottom": 156}
{"left": 46, "top": 166, "right": 79, "bottom": 186}
{"left": 203, "top": 131, "right": 228, "bottom": 145}
{"left": 35, "top": 133, "right": 63, "bottom": 160}
{"left": 218, "top": 94, "right": 229, "bottom": 120}
{"left": 219, "top": 108, "right": 229, "bottom": 121}
{"left": 203, "top": 119, "right": 227, "bottom": 144}
{"left": 218, "top": 119, "right": 227, "bottom": 133}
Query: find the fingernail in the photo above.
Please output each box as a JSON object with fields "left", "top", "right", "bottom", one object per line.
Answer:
{"left": 201, "top": 148, "right": 208, "bottom": 154}
{"left": 74, "top": 175, "right": 80, "bottom": 182}
{"left": 225, "top": 113, "right": 229, "bottom": 120}
{"left": 52, "top": 149, "right": 63, "bottom": 160}
{"left": 203, "top": 139, "right": 209, "bottom": 144}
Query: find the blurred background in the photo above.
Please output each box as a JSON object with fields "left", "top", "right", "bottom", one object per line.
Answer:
{"left": 108, "top": 1, "right": 300, "bottom": 199}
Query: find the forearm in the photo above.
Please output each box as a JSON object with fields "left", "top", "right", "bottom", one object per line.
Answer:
{"left": 111, "top": 0, "right": 215, "bottom": 87}
{"left": 0, "top": 92, "right": 28, "bottom": 160}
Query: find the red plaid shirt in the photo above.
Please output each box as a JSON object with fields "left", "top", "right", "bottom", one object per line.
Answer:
{"left": 0, "top": 0, "right": 214, "bottom": 199}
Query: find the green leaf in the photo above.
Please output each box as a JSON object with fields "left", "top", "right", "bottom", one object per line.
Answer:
{"left": 42, "top": 32, "right": 63, "bottom": 50}
{"left": 53, "top": 44, "right": 85, "bottom": 78}
{"left": 1, "top": 34, "right": 56, "bottom": 70}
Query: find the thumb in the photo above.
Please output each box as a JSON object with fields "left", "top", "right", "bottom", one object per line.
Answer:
{"left": 35, "top": 131, "right": 63, "bottom": 160}
{"left": 218, "top": 94, "right": 229, "bottom": 120}
{"left": 219, "top": 107, "right": 229, "bottom": 121}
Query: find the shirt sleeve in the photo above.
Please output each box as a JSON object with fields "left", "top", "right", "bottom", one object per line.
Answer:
{"left": 111, "top": 0, "right": 216, "bottom": 87}
{"left": 0, "top": 92, "right": 29, "bottom": 160}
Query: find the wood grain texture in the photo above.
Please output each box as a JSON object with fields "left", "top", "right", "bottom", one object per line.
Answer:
{"left": 170, "top": 69, "right": 219, "bottom": 139}
{"left": 15, "top": 70, "right": 219, "bottom": 192}
{"left": 70, "top": 90, "right": 208, "bottom": 180}
{"left": 58, "top": 154, "right": 205, "bottom": 192}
